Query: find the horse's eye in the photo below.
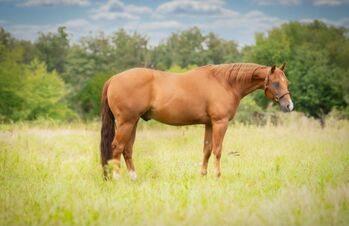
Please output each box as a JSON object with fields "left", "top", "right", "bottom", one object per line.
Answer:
{"left": 272, "top": 82, "right": 280, "bottom": 89}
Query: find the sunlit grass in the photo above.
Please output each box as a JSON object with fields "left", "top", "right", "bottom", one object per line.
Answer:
{"left": 0, "top": 116, "right": 348, "bottom": 225}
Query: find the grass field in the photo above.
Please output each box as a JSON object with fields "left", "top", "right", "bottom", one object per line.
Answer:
{"left": 1, "top": 115, "right": 349, "bottom": 226}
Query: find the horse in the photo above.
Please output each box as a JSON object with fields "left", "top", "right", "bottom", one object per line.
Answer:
{"left": 100, "top": 63, "right": 293, "bottom": 180}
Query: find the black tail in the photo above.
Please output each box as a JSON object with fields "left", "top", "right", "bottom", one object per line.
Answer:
{"left": 100, "top": 79, "right": 115, "bottom": 177}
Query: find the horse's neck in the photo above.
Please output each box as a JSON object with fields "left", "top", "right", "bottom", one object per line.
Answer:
{"left": 238, "top": 67, "right": 268, "bottom": 98}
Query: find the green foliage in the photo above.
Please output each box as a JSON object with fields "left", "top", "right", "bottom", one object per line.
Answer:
{"left": 76, "top": 73, "right": 112, "bottom": 119}
{"left": 235, "top": 95, "right": 263, "bottom": 124}
{"left": 111, "top": 29, "right": 150, "bottom": 69}
{"left": 23, "top": 59, "right": 77, "bottom": 121}
{"left": 167, "top": 64, "right": 198, "bottom": 73}
{"left": 35, "top": 26, "right": 69, "bottom": 73}
{"left": 244, "top": 21, "right": 348, "bottom": 120}
{"left": 63, "top": 30, "right": 149, "bottom": 91}
{"left": 151, "top": 43, "right": 172, "bottom": 70}
{"left": 0, "top": 45, "right": 27, "bottom": 121}
{"left": 288, "top": 49, "right": 346, "bottom": 119}
{"left": 63, "top": 34, "right": 114, "bottom": 90}
{"left": 0, "top": 47, "right": 76, "bottom": 121}
{"left": 166, "top": 27, "right": 206, "bottom": 67}
{"left": 205, "top": 32, "right": 241, "bottom": 64}
{"left": 0, "top": 27, "right": 16, "bottom": 60}
{"left": 151, "top": 27, "right": 241, "bottom": 69}
{"left": 1, "top": 23, "right": 348, "bottom": 122}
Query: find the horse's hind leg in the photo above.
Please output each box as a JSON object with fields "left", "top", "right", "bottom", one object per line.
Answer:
{"left": 111, "top": 119, "right": 137, "bottom": 179}
{"left": 201, "top": 124, "right": 212, "bottom": 176}
{"left": 123, "top": 120, "right": 138, "bottom": 180}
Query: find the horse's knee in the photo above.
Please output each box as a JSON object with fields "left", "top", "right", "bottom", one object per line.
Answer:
{"left": 213, "top": 148, "right": 222, "bottom": 159}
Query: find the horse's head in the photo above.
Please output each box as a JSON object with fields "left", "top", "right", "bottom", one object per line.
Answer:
{"left": 264, "top": 64, "right": 294, "bottom": 112}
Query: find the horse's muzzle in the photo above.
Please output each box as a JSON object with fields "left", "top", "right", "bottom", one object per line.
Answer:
{"left": 280, "top": 99, "right": 294, "bottom": 112}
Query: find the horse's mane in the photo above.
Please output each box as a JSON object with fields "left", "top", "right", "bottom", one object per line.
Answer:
{"left": 208, "top": 63, "right": 266, "bottom": 84}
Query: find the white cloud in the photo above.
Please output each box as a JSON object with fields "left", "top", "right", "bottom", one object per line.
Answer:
{"left": 126, "top": 20, "right": 183, "bottom": 31}
{"left": 199, "top": 10, "right": 285, "bottom": 46}
{"left": 0, "top": 19, "right": 96, "bottom": 42}
{"left": 19, "top": 0, "right": 90, "bottom": 7}
{"left": 61, "top": 19, "right": 90, "bottom": 29}
{"left": 91, "top": 0, "right": 152, "bottom": 20}
{"left": 1, "top": 24, "right": 55, "bottom": 41}
{"left": 157, "top": 0, "right": 224, "bottom": 14}
{"left": 313, "top": 0, "right": 349, "bottom": 5}
{"left": 251, "top": 0, "right": 301, "bottom": 5}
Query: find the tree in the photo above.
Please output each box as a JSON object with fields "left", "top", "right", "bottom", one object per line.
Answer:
{"left": 287, "top": 48, "right": 346, "bottom": 126}
{"left": 35, "top": 26, "right": 69, "bottom": 73}
{"left": 23, "top": 59, "right": 77, "bottom": 121}
{"left": 63, "top": 32, "right": 114, "bottom": 90}
{"left": 151, "top": 43, "right": 172, "bottom": 70}
{"left": 111, "top": 29, "right": 150, "bottom": 69}
{"left": 76, "top": 73, "right": 112, "bottom": 119}
{"left": 204, "top": 32, "right": 240, "bottom": 64}
{"left": 0, "top": 45, "right": 27, "bottom": 121}
{"left": 166, "top": 27, "right": 206, "bottom": 67}
{"left": 243, "top": 21, "right": 348, "bottom": 125}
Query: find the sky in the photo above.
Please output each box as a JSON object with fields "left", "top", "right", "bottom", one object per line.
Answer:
{"left": 0, "top": 0, "right": 348, "bottom": 47}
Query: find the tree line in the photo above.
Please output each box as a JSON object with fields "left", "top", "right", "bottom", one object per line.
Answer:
{"left": 0, "top": 20, "right": 348, "bottom": 124}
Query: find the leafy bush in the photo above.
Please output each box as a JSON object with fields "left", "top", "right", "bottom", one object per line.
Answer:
{"left": 0, "top": 57, "right": 77, "bottom": 122}
{"left": 167, "top": 64, "right": 198, "bottom": 73}
{"left": 235, "top": 95, "right": 263, "bottom": 125}
{"left": 76, "top": 73, "right": 112, "bottom": 119}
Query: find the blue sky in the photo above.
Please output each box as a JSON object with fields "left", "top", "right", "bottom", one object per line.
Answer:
{"left": 0, "top": 0, "right": 348, "bottom": 46}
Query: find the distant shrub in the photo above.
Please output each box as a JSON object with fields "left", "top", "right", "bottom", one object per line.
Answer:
{"left": 23, "top": 59, "right": 78, "bottom": 121}
{"left": 235, "top": 96, "right": 264, "bottom": 125}
{"left": 76, "top": 72, "right": 112, "bottom": 119}
{"left": 167, "top": 64, "right": 197, "bottom": 73}
{"left": 0, "top": 57, "right": 77, "bottom": 122}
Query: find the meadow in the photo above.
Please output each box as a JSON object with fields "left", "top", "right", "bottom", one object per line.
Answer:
{"left": 0, "top": 113, "right": 348, "bottom": 226}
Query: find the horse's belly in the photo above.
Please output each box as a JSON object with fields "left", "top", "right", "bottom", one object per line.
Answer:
{"left": 150, "top": 102, "right": 209, "bottom": 126}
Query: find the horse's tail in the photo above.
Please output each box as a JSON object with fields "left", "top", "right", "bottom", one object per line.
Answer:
{"left": 100, "top": 79, "right": 115, "bottom": 176}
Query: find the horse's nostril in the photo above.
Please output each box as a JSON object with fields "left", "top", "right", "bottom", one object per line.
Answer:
{"left": 286, "top": 103, "right": 294, "bottom": 112}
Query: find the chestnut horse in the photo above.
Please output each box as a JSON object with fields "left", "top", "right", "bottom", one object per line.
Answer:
{"left": 100, "top": 63, "right": 293, "bottom": 180}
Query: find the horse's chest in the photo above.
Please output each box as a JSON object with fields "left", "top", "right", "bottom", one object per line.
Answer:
{"left": 207, "top": 96, "right": 239, "bottom": 120}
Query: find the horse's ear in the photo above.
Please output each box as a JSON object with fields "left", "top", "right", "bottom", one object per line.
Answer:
{"left": 279, "top": 63, "right": 286, "bottom": 71}
{"left": 270, "top": 65, "right": 276, "bottom": 74}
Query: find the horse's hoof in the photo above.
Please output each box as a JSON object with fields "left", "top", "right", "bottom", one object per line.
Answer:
{"left": 113, "top": 172, "right": 121, "bottom": 180}
{"left": 129, "top": 171, "right": 137, "bottom": 181}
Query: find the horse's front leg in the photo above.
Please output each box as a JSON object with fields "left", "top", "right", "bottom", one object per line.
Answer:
{"left": 212, "top": 119, "right": 228, "bottom": 177}
{"left": 201, "top": 124, "right": 212, "bottom": 176}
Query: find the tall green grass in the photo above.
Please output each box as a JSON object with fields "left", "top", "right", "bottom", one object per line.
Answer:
{"left": 1, "top": 115, "right": 348, "bottom": 225}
